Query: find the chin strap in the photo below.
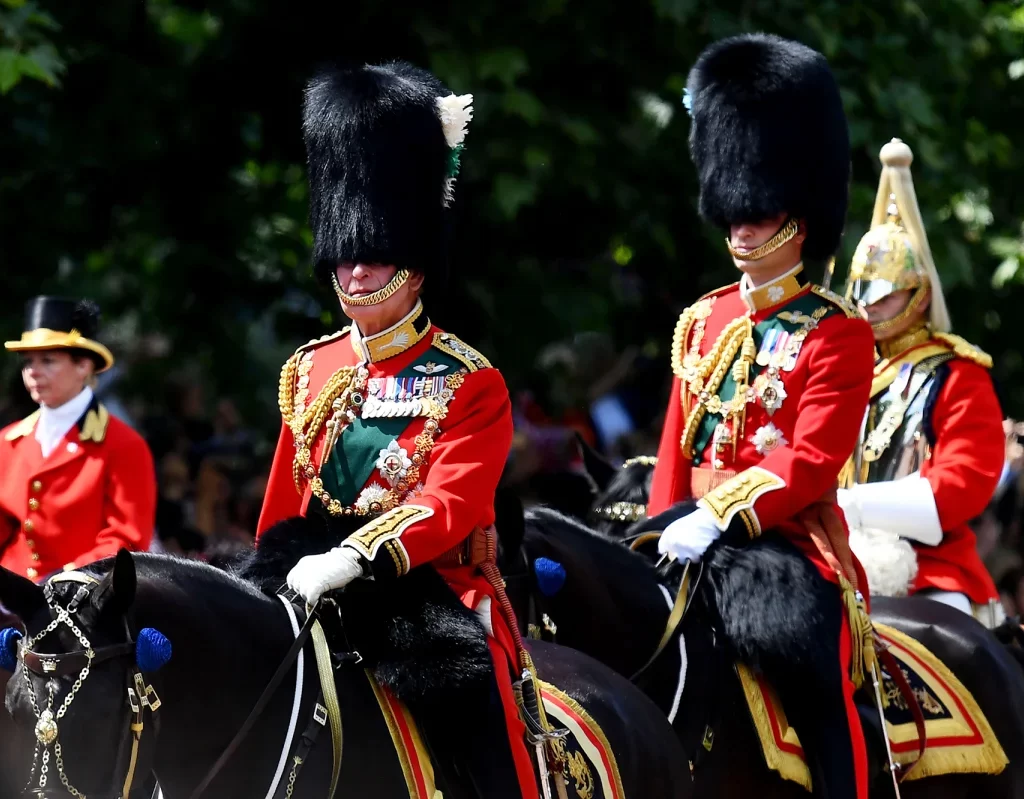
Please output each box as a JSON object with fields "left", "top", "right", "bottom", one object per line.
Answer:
{"left": 726, "top": 217, "right": 799, "bottom": 262}
{"left": 331, "top": 269, "right": 411, "bottom": 307}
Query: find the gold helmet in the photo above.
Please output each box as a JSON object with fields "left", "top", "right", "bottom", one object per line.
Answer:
{"left": 846, "top": 138, "right": 951, "bottom": 334}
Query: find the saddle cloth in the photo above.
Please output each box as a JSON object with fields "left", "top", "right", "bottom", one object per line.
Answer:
{"left": 737, "top": 623, "right": 1008, "bottom": 790}
{"left": 369, "top": 674, "right": 625, "bottom": 799}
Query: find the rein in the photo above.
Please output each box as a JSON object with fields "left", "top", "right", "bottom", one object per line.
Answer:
{"left": 16, "top": 571, "right": 162, "bottom": 799}
{"left": 188, "top": 593, "right": 357, "bottom": 799}
{"left": 631, "top": 560, "right": 693, "bottom": 682}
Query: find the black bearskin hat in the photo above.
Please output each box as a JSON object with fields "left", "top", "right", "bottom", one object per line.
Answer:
{"left": 303, "top": 61, "right": 466, "bottom": 284}
{"left": 686, "top": 33, "right": 851, "bottom": 261}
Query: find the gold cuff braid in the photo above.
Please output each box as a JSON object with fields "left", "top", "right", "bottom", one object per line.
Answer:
{"left": 340, "top": 504, "right": 433, "bottom": 575}
{"left": 697, "top": 466, "right": 786, "bottom": 535}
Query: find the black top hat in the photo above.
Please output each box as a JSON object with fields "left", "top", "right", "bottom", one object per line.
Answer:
{"left": 686, "top": 33, "right": 851, "bottom": 261}
{"left": 5, "top": 296, "right": 114, "bottom": 372}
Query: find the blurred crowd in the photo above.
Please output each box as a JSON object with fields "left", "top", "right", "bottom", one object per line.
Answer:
{"left": 4, "top": 334, "right": 1024, "bottom": 618}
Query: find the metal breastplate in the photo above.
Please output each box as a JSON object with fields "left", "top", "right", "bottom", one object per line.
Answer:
{"left": 857, "top": 353, "right": 953, "bottom": 483}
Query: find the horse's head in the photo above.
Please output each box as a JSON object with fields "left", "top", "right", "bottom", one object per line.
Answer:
{"left": 1, "top": 549, "right": 168, "bottom": 798}
{"left": 589, "top": 456, "right": 657, "bottom": 540}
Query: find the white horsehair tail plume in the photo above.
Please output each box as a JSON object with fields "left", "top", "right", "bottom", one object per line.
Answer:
{"left": 436, "top": 93, "right": 474, "bottom": 206}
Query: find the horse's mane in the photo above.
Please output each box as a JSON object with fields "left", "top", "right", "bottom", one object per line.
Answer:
{"left": 83, "top": 551, "right": 265, "bottom": 598}
{"left": 524, "top": 505, "right": 660, "bottom": 587}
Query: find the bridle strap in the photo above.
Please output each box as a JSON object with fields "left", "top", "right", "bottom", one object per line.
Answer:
{"left": 19, "top": 641, "right": 135, "bottom": 677}
{"left": 120, "top": 671, "right": 147, "bottom": 799}
{"left": 188, "top": 604, "right": 319, "bottom": 799}
{"left": 22, "top": 570, "right": 160, "bottom": 799}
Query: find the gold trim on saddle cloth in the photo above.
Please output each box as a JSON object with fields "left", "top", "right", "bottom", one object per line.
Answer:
{"left": 698, "top": 466, "right": 785, "bottom": 537}
{"left": 365, "top": 673, "right": 439, "bottom": 799}
{"left": 737, "top": 622, "right": 1007, "bottom": 792}
{"left": 539, "top": 681, "right": 626, "bottom": 799}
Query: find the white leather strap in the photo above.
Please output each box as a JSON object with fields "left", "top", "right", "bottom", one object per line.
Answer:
{"left": 265, "top": 596, "right": 305, "bottom": 799}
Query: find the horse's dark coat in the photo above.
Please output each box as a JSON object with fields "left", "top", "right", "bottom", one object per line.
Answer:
{"left": 233, "top": 514, "right": 493, "bottom": 703}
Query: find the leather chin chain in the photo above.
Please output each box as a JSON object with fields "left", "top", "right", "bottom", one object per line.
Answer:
{"left": 17, "top": 574, "right": 162, "bottom": 799}
{"left": 331, "top": 269, "right": 411, "bottom": 307}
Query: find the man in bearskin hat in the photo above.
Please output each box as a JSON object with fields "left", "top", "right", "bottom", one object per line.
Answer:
{"left": 1, "top": 297, "right": 156, "bottom": 581}
{"left": 256, "top": 63, "right": 538, "bottom": 798}
{"left": 647, "top": 35, "right": 875, "bottom": 799}
{"left": 839, "top": 138, "right": 1005, "bottom": 627}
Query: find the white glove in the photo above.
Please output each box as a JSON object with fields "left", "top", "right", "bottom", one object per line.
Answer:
{"left": 838, "top": 477, "right": 942, "bottom": 546}
{"left": 657, "top": 506, "right": 722, "bottom": 563}
{"left": 286, "top": 546, "right": 365, "bottom": 606}
{"left": 836, "top": 487, "right": 862, "bottom": 531}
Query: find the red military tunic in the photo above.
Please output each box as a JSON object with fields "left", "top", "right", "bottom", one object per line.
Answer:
{"left": 861, "top": 334, "right": 1002, "bottom": 604}
{"left": 258, "top": 301, "right": 537, "bottom": 798}
{"left": 649, "top": 269, "right": 876, "bottom": 587}
{"left": 0, "top": 399, "right": 156, "bottom": 581}
{"left": 649, "top": 266, "right": 876, "bottom": 799}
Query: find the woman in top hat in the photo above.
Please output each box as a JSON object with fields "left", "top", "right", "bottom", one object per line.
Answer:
{"left": 647, "top": 34, "right": 875, "bottom": 799}
{"left": 256, "top": 63, "right": 538, "bottom": 798}
{"left": 0, "top": 297, "right": 156, "bottom": 582}
{"left": 839, "top": 138, "right": 1005, "bottom": 627}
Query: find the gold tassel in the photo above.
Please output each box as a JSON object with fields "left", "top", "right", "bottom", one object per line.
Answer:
{"left": 839, "top": 575, "right": 883, "bottom": 703}
{"left": 836, "top": 456, "right": 856, "bottom": 489}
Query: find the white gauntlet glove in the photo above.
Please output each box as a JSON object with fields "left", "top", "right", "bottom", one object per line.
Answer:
{"left": 838, "top": 476, "right": 942, "bottom": 546}
{"left": 286, "top": 546, "right": 365, "bottom": 606}
{"left": 657, "top": 506, "right": 722, "bottom": 563}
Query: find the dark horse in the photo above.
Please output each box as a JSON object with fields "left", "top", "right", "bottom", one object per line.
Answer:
{"left": 0, "top": 605, "right": 29, "bottom": 799}
{"left": 504, "top": 499, "right": 1024, "bottom": 799}
{"left": 1, "top": 550, "right": 692, "bottom": 799}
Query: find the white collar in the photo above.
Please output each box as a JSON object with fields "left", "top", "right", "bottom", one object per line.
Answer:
{"left": 36, "top": 387, "right": 93, "bottom": 457}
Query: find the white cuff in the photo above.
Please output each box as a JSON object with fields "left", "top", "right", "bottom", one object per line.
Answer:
{"left": 851, "top": 476, "right": 943, "bottom": 546}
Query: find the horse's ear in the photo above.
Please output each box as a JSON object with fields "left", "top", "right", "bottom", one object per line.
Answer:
{"left": 494, "top": 485, "right": 525, "bottom": 569}
{"left": 91, "top": 549, "right": 137, "bottom": 616}
{"left": 0, "top": 565, "right": 45, "bottom": 622}
{"left": 575, "top": 432, "right": 616, "bottom": 492}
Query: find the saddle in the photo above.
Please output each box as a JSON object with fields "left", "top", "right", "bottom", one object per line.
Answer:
{"left": 236, "top": 514, "right": 575, "bottom": 799}
{"left": 677, "top": 536, "right": 1008, "bottom": 792}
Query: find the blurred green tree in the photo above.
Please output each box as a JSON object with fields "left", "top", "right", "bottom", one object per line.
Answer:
{"left": 1, "top": 0, "right": 1021, "bottom": 435}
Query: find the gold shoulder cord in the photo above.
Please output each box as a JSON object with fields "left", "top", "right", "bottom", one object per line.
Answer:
{"left": 678, "top": 316, "right": 755, "bottom": 458}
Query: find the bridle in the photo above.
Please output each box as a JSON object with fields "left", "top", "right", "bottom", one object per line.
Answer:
{"left": 14, "top": 571, "right": 162, "bottom": 799}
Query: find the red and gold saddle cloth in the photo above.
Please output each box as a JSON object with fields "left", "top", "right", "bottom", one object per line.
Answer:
{"left": 370, "top": 674, "right": 625, "bottom": 799}
{"left": 738, "top": 623, "right": 1008, "bottom": 790}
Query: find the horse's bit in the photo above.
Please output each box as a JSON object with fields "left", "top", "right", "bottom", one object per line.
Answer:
{"left": 15, "top": 572, "right": 161, "bottom": 799}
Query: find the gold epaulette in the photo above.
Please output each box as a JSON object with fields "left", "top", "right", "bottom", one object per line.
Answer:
{"left": 933, "top": 332, "right": 993, "bottom": 369}
{"left": 671, "top": 283, "right": 738, "bottom": 380}
{"left": 432, "top": 332, "right": 492, "bottom": 372}
{"left": 4, "top": 411, "right": 40, "bottom": 441}
{"left": 295, "top": 326, "right": 351, "bottom": 357}
{"left": 810, "top": 285, "right": 860, "bottom": 319}
{"left": 277, "top": 327, "right": 351, "bottom": 424}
